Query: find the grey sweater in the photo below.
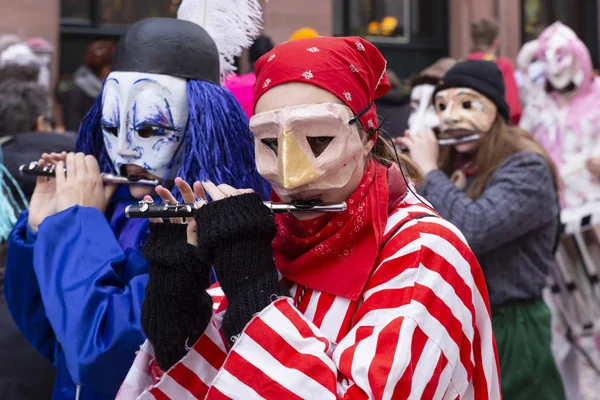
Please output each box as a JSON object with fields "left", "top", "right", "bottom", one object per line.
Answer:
{"left": 419, "top": 152, "right": 559, "bottom": 307}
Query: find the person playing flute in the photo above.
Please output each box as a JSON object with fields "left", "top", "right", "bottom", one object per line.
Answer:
{"left": 118, "top": 36, "right": 501, "bottom": 400}
{"left": 398, "top": 60, "right": 565, "bottom": 399}
{"left": 3, "top": 3, "right": 266, "bottom": 398}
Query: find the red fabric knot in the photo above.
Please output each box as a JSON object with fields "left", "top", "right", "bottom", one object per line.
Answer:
{"left": 149, "top": 358, "right": 165, "bottom": 385}
{"left": 253, "top": 36, "right": 390, "bottom": 135}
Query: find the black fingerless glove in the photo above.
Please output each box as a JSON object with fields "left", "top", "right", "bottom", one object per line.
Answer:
{"left": 195, "top": 193, "right": 289, "bottom": 345}
{"left": 141, "top": 223, "right": 213, "bottom": 371}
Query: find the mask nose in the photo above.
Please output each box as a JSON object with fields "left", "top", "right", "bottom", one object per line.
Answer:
{"left": 277, "top": 128, "right": 320, "bottom": 190}
{"left": 116, "top": 130, "right": 141, "bottom": 159}
{"left": 443, "top": 111, "right": 461, "bottom": 126}
{"left": 439, "top": 105, "right": 462, "bottom": 132}
{"left": 548, "top": 58, "right": 563, "bottom": 73}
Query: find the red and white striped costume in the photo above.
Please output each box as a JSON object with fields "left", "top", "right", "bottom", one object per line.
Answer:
{"left": 118, "top": 192, "right": 501, "bottom": 399}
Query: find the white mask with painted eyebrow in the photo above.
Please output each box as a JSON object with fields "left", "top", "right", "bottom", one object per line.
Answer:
{"left": 408, "top": 83, "right": 439, "bottom": 134}
{"left": 101, "top": 71, "right": 189, "bottom": 180}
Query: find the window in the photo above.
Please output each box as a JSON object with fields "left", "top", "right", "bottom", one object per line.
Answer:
{"left": 345, "top": 0, "right": 439, "bottom": 44}
{"left": 61, "top": 0, "right": 91, "bottom": 24}
{"left": 348, "top": 0, "right": 409, "bottom": 42}
{"left": 100, "top": 0, "right": 180, "bottom": 25}
{"left": 60, "top": 0, "right": 183, "bottom": 77}
{"left": 61, "top": 0, "right": 181, "bottom": 26}
{"left": 410, "top": 0, "right": 436, "bottom": 42}
{"left": 522, "top": 0, "right": 585, "bottom": 42}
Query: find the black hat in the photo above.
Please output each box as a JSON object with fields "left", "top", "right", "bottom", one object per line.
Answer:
{"left": 432, "top": 59, "right": 510, "bottom": 122}
{"left": 249, "top": 35, "right": 275, "bottom": 64}
{"left": 112, "top": 18, "right": 220, "bottom": 84}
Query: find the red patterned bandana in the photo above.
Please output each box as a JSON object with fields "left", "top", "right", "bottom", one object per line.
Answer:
{"left": 272, "top": 161, "right": 407, "bottom": 300}
{"left": 253, "top": 36, "right": 390, "bottom": 137}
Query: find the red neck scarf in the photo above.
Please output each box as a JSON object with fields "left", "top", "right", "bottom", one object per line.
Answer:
{"left": 272, "top": 161, "right": 407, "bottom": 300}
{"left": 454, "top": 154, "right": 478, "bottom": 177}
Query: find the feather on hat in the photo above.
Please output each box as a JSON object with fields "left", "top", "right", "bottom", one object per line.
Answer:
{"left": 178, "top": 0, "right": 263, "bottom": 79}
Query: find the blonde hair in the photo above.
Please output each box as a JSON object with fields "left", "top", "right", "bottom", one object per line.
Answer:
{"left": 471, "top": 19, "right": 499, "bottom": 50}
{"left": 438, "top": 116, "right": 558, "bottom": 199}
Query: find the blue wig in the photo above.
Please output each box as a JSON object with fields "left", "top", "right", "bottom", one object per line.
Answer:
{"left": 76, "top": 92, "right": 113, "bottom": 173}
{"left": 76, "top": 79, "right": 269, "bottom": 201}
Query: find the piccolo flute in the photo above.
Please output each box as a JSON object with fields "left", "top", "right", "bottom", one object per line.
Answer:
{"left": 396, "top": 133, "right": 481, "bottom": 152}
{"left": 125, "top": 199, "right": 348, "bottom": 218}
{"left": 437, "top": 134, "right": 481, "bottom": 146}
{"left": 19, "top": 162, "right": 160, "bottom": 187}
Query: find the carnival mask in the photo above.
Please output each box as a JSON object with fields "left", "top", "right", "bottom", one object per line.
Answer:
{"left": 249, "top": 103, "right": 364, "bottom": 196}
{"left": 543, "top": 30, "right": 581, "bottom": 91}
{"left": 408, "top": 83, "right": 439, "bottom": 134}
{"left": 435, "top": 88, "right": 497, "bottom": 135}
{"left": 101, "top": 71, "right": 188, "bottom": 180}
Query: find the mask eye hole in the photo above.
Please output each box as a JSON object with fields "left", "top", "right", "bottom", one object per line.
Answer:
{"left": 261, "top": 138, "right": 279, "bottom": 155}
{"left": 136, "top": 123, "right": 170, "bottom": 138}
{"left": 307, "top": 136, "right": 334, "bottom": 158}
{"left": 102, "top": 124, "right": 118, "bottom": 137}
{"left": 462, "top": 101, "right": 472, "bottom": 110}
{"left": 137, "top": 127, "right": 154, "bottom": 139}
{"left": 138, "top": 128, "right": 154, "bottom": 138}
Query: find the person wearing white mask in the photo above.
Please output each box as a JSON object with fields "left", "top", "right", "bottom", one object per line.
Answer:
{"left": 391, "top": 58, "right": 455, "bottom": 152}
{"left": 406, "top": 58, "right": 457, "bottom": 135}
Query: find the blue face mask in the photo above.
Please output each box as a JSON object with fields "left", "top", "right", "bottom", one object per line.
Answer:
{"left": 101, "top": 71, "right": 189, "bottom": 180}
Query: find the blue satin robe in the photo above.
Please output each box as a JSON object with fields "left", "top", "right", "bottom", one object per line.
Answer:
{"left": 4, "top": 187, "right": 150, "bottom": 399}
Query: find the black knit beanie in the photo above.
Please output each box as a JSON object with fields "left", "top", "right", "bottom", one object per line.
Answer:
{"left": 432, "top": 59, "right": 510, "bottom": 122}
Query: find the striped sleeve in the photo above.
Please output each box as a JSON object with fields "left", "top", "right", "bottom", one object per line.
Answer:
{"left": 203, "top": 216, "right": 500, "bottom": 399}
{"left": 117, "top": 285, "right": 230, "bottom": 400}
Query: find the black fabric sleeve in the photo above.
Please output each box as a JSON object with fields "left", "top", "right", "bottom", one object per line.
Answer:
{"left": 141, "top": 223, "right": 213, "bottom": 371}
{"left": 195, "top": 193, "right": 289, "bottom": 345}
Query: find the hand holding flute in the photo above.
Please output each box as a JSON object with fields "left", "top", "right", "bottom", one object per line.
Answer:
{"left": 147, "top": 179, "right": 209, "bottom": 246}
{"left": 147, "top": 179, "right": 348, "bottom": 245}
{"left": 20, "top": 161, "right": 160, "bottom": 186}
{"left": 55, "top": 153, "right": 118, "bottom": 214}
{"left": 27, "top": 152, "right": 117, "bottom": 232}
{"left": 22, "top": 154, "right": 348, "bottom": 224}
{"left": 27, "top": 157, "right": 58, "bottom": 232}
{"left": 149, "top": 178, "right": 266, "bottom": 249}
{"left": 394, "top": 129, "right": 441, "bottom": 175}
